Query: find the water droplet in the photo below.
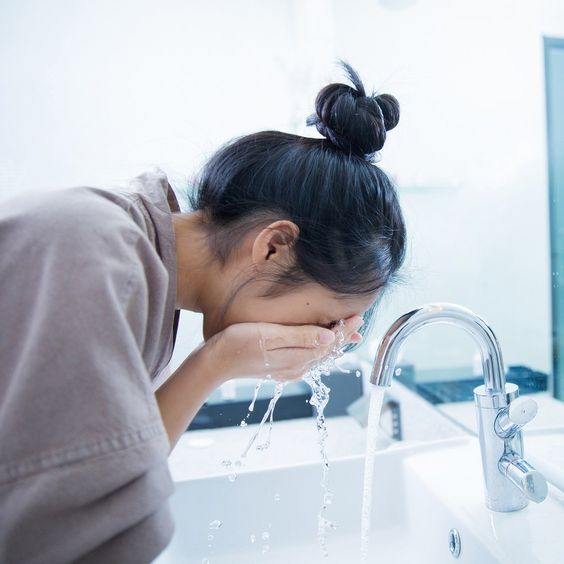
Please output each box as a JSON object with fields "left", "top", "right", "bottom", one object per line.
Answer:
{"left": 355, "top": 370, "right": 361, "bottom": 378}
{"left": 239, "top": 382, "right": 285, "bottom": 460}
{"left": 274, "top": 493, "right": 281, "bottom": 502}
{"left": 228, "top": 473, "right": 237, "bottom": 482}
{"left": 394, "top": 367, "right": 402, "bottom": 376}
{"left": 221, "top": 459, "right": 232, "bottom": 468}
{"left": 240, "top": 420, "right": 247, "bottom": 427}
{"left": 207, "top": 534, "right": 214, "bottom": 542}
{"left": 323, "top": 492, "right": 333, "bottom": 505}
{"left": 250, "top": 533, "right": 256, "bottom": 544}
{"left": 261, "top": 531, "right": 270, "bottom": 541}
{"left": 261, "top": 544, "right": 270, "bottom": 554}
{"left": 208, "top": 520, "right": 222, "bottom": 529}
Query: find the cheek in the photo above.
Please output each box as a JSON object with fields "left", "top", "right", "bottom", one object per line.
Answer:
{"left": 219, "top": 297, "right": 263, "bottom": 326}
{"left": 224, "top": 296, "right": 319, "bottom": 326}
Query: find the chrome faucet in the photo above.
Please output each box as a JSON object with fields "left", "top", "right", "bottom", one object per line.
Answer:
{"left": 370, "top": 303, "right": 548, "bottom": 512}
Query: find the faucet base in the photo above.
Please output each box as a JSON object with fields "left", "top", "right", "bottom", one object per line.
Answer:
{"left": 486, "top": 498, "right": 528, "bottom": 512}
{"left": 474, "top": 383, "right": 531, "bottom": 512}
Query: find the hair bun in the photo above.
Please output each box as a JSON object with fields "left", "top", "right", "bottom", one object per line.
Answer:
{"left": 306, "top": 60, "right": 400, "bottom": 162}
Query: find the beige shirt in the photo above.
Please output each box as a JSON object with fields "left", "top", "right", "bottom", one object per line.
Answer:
{"left": 0, "top": 168, "right": 182, "bottom": 563}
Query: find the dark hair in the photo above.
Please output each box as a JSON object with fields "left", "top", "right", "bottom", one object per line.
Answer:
{"left": 187, "top": 59, "right": 406, "bottom": 348}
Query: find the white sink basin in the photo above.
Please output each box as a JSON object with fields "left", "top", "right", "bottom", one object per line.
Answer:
{"left": 524, "top": 426, "right": 564, "bottom": 493}
{"left": 156, "top": 435, "right": 564, "bottom": 563}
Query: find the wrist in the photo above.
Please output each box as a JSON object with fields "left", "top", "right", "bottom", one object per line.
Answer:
{"left": 191, "top": 337, "right": 230, "bottom": 387}
{"left": 156, "top": 339, "right": 229, "bottom": 449}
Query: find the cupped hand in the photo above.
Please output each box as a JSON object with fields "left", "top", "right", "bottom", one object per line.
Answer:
{"left": 205, "top": 315, "right": 364, "bottom": 383}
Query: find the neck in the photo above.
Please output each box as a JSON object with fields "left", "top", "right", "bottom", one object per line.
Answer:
{"left": 172, "top": 211, "right": 223, "bottom": 313}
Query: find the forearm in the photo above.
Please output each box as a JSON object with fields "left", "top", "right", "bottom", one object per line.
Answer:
{"left": 154, "top": 317, "right": 360, "bottom": 450}
{"left": 155, "top": 344, "right": 225, "bottom": 450}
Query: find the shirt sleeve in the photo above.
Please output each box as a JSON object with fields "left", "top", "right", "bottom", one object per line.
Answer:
{"left": 0, "top": 188, "right": 175, "bottom": 564}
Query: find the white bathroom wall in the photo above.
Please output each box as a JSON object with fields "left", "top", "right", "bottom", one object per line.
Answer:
{"left": 0, "top": 0, "right": 562, "bottom": 378}
{"left": 331, "top": 0, "right": 563, "bottom": 377}
{"left": 0, "top": 0, "right": 323, "bottom": 196}
{"left": 0, "top": 0, "right": 336, "bottom": 366}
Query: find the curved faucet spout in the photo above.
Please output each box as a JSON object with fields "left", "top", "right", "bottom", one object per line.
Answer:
{"left": 369, "top": 302, "right": 546, "bottom": 512}
{"left": 370, "top": 303, "right": 506, "bottom": 394}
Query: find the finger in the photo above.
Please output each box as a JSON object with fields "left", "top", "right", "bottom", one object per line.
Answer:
{"left": 349, "top": 332, "right": 363, "bottom": 343}
{"left": 271, "top": 370, "right": 304, "bottom": 383}
{"left": 345, "top": 315, "right": 364, "bottom": 333}
{"left": 270, "top": 330, "right": 363, "bottom": 381}
{"left": 336, "top": 315, "right": 364, "bottom": 343}
{"left": 261, "top": 323, "right": 335, "bottom": 350}
{"left": 271, "top": 346, "right": 331, "bottom": 375}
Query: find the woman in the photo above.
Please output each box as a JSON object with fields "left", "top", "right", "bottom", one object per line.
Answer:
{"left": 0, "top": 61, "right": 405, "bottom": 563}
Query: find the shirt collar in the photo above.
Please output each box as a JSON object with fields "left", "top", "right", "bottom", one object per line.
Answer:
{"left": 128, "top": 167, "right": 181, "bottom": 353}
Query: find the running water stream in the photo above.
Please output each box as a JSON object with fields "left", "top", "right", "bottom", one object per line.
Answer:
{"left": 359, "top": 386, "right": 387, "bottom": 563}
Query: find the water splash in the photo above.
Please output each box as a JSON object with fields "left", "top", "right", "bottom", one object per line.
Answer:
{"left": 258, "top": 336, "right": 272, "bottom": 379}
{"left": 240, "top": 381, "right": 286, "bottom": 459}
{"left": 218, "top": 318, "right": 349, "bottom": 558}
{"left": 359, "top": 386, "right": 387, "bottom": 564}
{"left": 249, "top": 381, "right": 263, "bottom": 413}
{"left": 257, "top": 382, "right": 285, "bottom": 451}
{"left": 222, "top": 381, "right": 286, "bottom": 482}
{"left": 302, "top": 319, "right": 346, "bottom": 558}
{"left": 239, "top": 381, "right": 264, "bottom": 428}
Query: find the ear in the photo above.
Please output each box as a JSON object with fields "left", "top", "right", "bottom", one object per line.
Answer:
{"left": 251, "top": 220, "right": 299, "bottom": 272}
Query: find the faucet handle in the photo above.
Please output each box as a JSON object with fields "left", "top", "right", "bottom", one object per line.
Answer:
{"left": 508, "top": 397, "right": 538, "bottom": 424}
{"left": 499, "top": 454, "right": 548, "bottom": 503}
{"left": 494, "top": 397, "right": 538, "bottom": 438}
